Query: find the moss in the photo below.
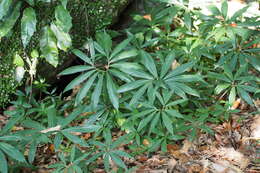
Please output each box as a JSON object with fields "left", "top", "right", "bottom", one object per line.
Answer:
{"left": 0, "top": 0, "right": 130, "bottom": 107}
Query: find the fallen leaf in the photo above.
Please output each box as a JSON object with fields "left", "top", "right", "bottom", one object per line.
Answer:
{"left": 171, "top": 60, "right": 180, "bottom": 70}
{"left": 40, "top": 125, "right": 61, "bottom": 133}
{"left": 143, "top": 139, "right": 150, "bottom": 146}
{"left": 143, "top": 14, "right": 152, "bottom": 21}
{"left": 231, "top": 98, "right": 241, "bottom": 110}
{"left": 180, "top": 139, "right": 193, "bottom": 154}
{"left": 167, "top": 158, "right": 177, "bottom": 171}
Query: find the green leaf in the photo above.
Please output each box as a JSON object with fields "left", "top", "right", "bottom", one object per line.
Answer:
{"left": 54, "top": 5, "right": 72, "bottom": 32}
{"left": 60, "top": 105, "right": 85, "bottom": 127}
{"left": 50, "top": 23, "right": 71, "bottom": 51}
{"left": 91, "top": 74, "right": 104, "bottom": 109}
{"left": 0, "top": 0, "right": 12, "bottom": 20}
{"left": 162, "top": 112, "right": 173, "bottom": 134}
{"left": 165, "top": 109, "right": 183, "bottom": 118}
{"left": 64, "top": 70, "right": 95, "bottom": 92}
{"left": 137, "top": 113, "right": 154, "bottom": 131}
{"left": 117, "top": 80, "right": 149, "bottom": 93}
{"left": 59, "top": 65, "right": 92, "bottom": 76}
{"left": 110, "top": 49, "right": 138, "bottom": 63}
{"left": 112, "top": 150, "right": 132, "bottom": 159}
{"left": 25, "top": 0, "right": 34, "bottom": 6}
{"left": 62, "top": 131, "right": 87, "bottom": 146}
{"left": 0, "top": 135, "right": 21, "bottom": 141}
{"left": 215, "top": 84, "right": 230, "bottom": 94}
{"left": 70, "top": 145, "right": 76, "bottom": 162}
{"left": 109, "top": 69, "right": 133, "bottom": 83}
{"left": 0, "top": 2, "right": 21, "bottom": 38}
{"left": 13, "top": 53, "right": 24, "bottom": 67}
{"left": 110, "top": 38, "right": 132, "bottom": 58}
{"left": 40, "top": 26, "right": 59, "bottom": 67}
{"left": 21, "top": 8, "right": 37, "bottom": 48}
{"left": 0, "top": 142, "right": 26, "bottom": 162}
{"left": 247, "top": 55, "right": 260, "bottom": 72}
{"left": 0, "top": 150, "right": 7, "bottom": 173}
{"left": 230, "top": 6, "right": 249, "bottom": 21}
{"left": 72, "top": 49, "right": 93, "bottom": 65}
{"left": 237, "top": 87, "right": 253, "bottom": 105}
{"left": 110, "top": 153, "right": 127, "bottom": 169}
{"left": 165, "top": 61, "right": 195, "bottom": 79}
{"left": 173, "top": 82, "right": 200, "bottom": 97}
{"left": 221, "top": 0, "right": 228, "bottom": 19}
{"left": 229, "top": 87, "right": 236, "bottom": 105}
{"left": 207, "top": 5, "right": 221, "bottom": 16}
{"left": 140, "top": 51, "right": 158, "bottom": 78}
{"left": 75, "top": 73, "right": 98, "bottom": 104}
{"left": 130, "top": 83, "right": 150, "bottom": 106}
{"left": 184, "top": 11, "right": 192, "bottom": 31}
{"left": 28, "top": 141, "right": 37, "bottom": 164}
{"left": 106, "top": 73, "right": 119, "bottom": 109}
{"left": 96, "top": 31, "right": 112, "bottom": 55}
{"left": 160, "top": 52, "right": 175, "bottom": 78}
{"left": 63, "top": 125, "right": 100, "bottom": 133}
{"left": 54, "top": 133, "right": 63, "bottom": 150}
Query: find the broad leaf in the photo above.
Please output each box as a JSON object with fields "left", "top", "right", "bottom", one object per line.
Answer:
{"left": 40, "top": 26, "right": 59, "bottom": 67}
{"left": 21, "top": 8, "right": 37, "bottom": 48}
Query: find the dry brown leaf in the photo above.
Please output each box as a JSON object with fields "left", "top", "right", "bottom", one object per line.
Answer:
{"left": 250, "top": 115, "right": 260, "bottom": 139}
{"left": 167, "top": 158, "right": 177, "bottom": 171}
{"left": 171, "top": 60, "right": 180, "bottom": 70}
{"left": 143, "top": 14, "right": 152, "bottom": 21}
{"left": 231, "top": 98, "right": 241, "bottom": 110}
{"left": 40, "top": 125, "right": 61, "bottom": 133}
{"left": 143, "top": 139, "right": 150, "bottom": 146}
{"left": 215, "top": 147, "right": 250, "bottom": 169}
{"left": 180, "top": 139, "right": 193, "bottom": 154}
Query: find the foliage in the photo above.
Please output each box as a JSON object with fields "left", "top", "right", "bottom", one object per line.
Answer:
{"left": 1, "top": 0, "right": 259, "bottom": 172}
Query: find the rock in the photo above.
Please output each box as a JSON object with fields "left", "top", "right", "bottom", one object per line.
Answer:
{"left": 0, "top": 0, "right": 131, "bottom": 107}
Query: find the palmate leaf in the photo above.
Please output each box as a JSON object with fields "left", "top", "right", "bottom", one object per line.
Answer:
{"left": 119, "top": 51, "right": 199, "bottom": 104}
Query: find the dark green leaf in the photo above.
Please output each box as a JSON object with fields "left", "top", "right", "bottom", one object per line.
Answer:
{"left": 91, "top": 74, "right": 104, "bottom": 108}
{"left": 237, "top": 87, "right": 253, "bottom": 105}
{"left": 140, "top": 50, "right": 158, "bottom": 78}
{"left": 0, "top": 142, "right": 26, "bottom": 162}
{"left": 28, "top": 141, "right": 37, "bottom": 164}
{"left": 111, "top": 49, "right": 138, "bottom": 63}
{"left": 75, "top": 73, "right": 98, "bottom": 104}
{"left": 64, "top": 70, "right": 95, "bottom": 92}
{"left": 110, "top": 38, "right": 132, "bottom": 58}
{"left": 162, "top": 112, "right": 173, "bottom": 134}
{"left": 117, "top": 80, "right": 149, "bottom": 93}
{"left": 72, "top": 49, "right": 93, "bottom": 65}
{"left": 59, "top": 65, "right": 92, "bottom": 76}
{"left": 106, "top": 73, "right": 119, "bottom": 109}
{"left": 0, "top": 150, "right": 7, "bottom": 173}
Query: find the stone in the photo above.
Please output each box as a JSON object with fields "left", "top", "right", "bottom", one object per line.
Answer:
{"left": 0, "top": 0, "right": 131, "bottom": 107}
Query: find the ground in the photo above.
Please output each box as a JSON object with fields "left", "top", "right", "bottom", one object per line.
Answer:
{"left": 1, "top": 100, "right": 259, "bottom": 172}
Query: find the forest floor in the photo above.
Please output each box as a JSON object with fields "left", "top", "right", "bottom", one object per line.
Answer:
{"left": 1, "top": 99, "right": 259, "bottom": 173}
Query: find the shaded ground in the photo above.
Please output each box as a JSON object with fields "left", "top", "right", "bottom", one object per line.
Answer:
{"left": 1, "top": 99, "right": 259, "bottom": 173}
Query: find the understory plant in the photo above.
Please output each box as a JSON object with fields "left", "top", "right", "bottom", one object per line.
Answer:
{"left": 1, "top": 0, "right": 259, "bottom": 172}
